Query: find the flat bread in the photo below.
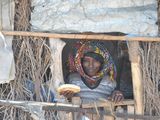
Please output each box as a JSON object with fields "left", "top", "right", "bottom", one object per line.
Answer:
{"left": 57, "top": 84, "right": 80, "bottom": 93}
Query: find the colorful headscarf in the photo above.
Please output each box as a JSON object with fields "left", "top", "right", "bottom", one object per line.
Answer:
{"left": 68, "top": 41, "right": 117, "bottom": 89}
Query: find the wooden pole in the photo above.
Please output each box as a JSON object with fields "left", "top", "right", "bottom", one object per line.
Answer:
{"left": 128, "top": 41, "right": 144, "bottom": 117}
{"left": 49, "top": 38, "right": 67, "bottom": 120}
{"left": 1, "top": 30, "right": 160, "bottom": 42}
{"left": 128, "top": 105, "right": 135, "bottom": 120}
{"left": 0, "top": 99, "right": 160, "bottom": 119}
{"left": 49, "top": 38, "right": 66, "bottom": 96}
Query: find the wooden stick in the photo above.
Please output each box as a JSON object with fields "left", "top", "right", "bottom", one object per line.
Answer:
{"left": 49, "top": 38, "right": 66, "bottom": 97}
{"left": 131, "top": 63, "right": 143, "bottom": 115}
{"left": 82, "top": 99, "right": 134, "bottom": 108}
{"left": 0, "top": 99, "right": 160, "bottom": 119}
{"left": 128, "top": 41, "right": 144, "bottom": 117}
{"left": 127, "top": 105, "right": 135, "bottom": 120}
{"left": 1, "top": 31, "right": 160, "bottom": 42}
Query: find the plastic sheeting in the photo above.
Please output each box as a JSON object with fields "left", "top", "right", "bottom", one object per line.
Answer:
{"left": 31, "top": 0, "right": 158, "bottom": 36}
{"left": 0, "top": 0, "right": 15, "bottom": 83}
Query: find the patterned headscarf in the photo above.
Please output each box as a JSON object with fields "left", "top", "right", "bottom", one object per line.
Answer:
{"left": 68, "top": 41, "right": 117, "bottom": 89}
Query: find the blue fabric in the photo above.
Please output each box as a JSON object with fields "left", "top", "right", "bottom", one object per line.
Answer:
{"left": 25, "top": 79, "right": 55, "bottom": 102}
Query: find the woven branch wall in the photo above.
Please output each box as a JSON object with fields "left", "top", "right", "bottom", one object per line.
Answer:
{"left": 1, "top": 0, "right": 60, "bottom": 119}
{"left": 139, "top": 0, "right": 160, "bottom": 116}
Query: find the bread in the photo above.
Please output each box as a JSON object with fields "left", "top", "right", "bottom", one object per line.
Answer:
{"left": 57, "top": 84, "right": 80, "bottom": 93}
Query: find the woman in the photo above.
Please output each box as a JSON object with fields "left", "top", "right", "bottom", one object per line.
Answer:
{"left": 61, "top": 41, "right": 124, "bottom": 103}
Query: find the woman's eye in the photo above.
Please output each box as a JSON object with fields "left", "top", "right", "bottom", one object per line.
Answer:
{"left": 94, "top": 62, "right": 100, "bottom": 67}
{"left": 83, "top": 61, "right": 89, "bottom": 66}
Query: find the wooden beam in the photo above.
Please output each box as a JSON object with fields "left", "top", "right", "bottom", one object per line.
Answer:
{"left": 128, "top": 105, "right": 135, "bottom": 120}
{"left": 128, "top": 41, "right": 144, "bottom": 116}
{"left": 49, "top": 38, "right": 66, "bottom": 97}
{"left": 0, "top": 99, "right": 160, "bottom": 119}
{"left": 131, "top": 63, "right": 144, "bottom": 115}
{"left": 1, "top": 31, "right": 160, "bottom": 42}
{"left": 82, "top": 99, "right": 134, "bottom": 108}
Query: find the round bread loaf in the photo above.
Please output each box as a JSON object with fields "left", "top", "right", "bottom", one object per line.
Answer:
{"left": 57, "top": 84, "right": 80, "bottom": 93}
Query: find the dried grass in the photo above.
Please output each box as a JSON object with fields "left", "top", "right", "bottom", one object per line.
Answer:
{"left": 139, "top": 0, "right": 160, "bottom": 116}
{"left": 0, "top": 0, "right": 58, "bottom": 119}
{"left": 140, "top": 42, "right": 160, "bottom": 116}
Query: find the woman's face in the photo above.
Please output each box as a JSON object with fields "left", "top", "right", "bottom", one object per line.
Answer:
{"left": 82, "top": 56, "right": 101, "bottom": 77}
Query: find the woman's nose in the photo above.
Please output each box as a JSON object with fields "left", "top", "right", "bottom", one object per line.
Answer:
{"left": 88, "top": 61, "right": 94, "bottom": 68}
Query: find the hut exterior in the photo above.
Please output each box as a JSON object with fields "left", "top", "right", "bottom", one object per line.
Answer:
{"left": 0, "top": 0, "right": 159, "bottom": 120}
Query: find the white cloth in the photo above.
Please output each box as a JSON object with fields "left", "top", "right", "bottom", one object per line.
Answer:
{"left": 0, "top": 33, "right": 15, "bottom": 83}
{"left": 0, "top": 0, "right": 15, "bottom": 83}
{"left": 31, "top": 0, "right": 158, "bottom": 36}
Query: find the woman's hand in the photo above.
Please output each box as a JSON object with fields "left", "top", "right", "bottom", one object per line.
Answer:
{"left": 111, "top": 90, "right": 124, "bottom": 103}
{"left": 60, "top": 90, "right": 75, "bottom": 98}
